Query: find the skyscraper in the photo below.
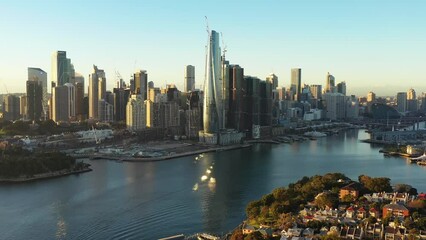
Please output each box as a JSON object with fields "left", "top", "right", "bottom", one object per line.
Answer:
{"left": 88, "top": 65, "right": 105, "bottom": 120}
{"left": 325, "top": 72, "right": 335, "bottom": 93}
{"left": 133, "top": 70, "right": 148, "bottom": 100}
{"left": 28, "top": 67, "right": 47, "bottom": 117}
{"left": 309, "top": 85, "right": 322, "bottom": 100}
{"left": 266, "top": 73, "right": 278, "bottom": 89}
{"left": 52, "top": 85, "right": 69, "bottom": 122}
{"left": 291, "top": 68, "right": 301, "bottom": 102}
{"left": 228, "top": 65, "right": 245, "bottom": 131}
{"left": 51, "top": 51, "right": 73, "bottom": 87}
{"left": 337, "top": 81, "right": 346, "bottom": 96}
{"left": 26, "top": 80, "right": 42, "bottom": 121}
{"left": 184, "top": 65, "right": 195, "bottom": 92}
{"left": 407, "top": 88, "right": 417, "bottom": 112}
{"left": 203, "top": 30, "right": 223, "bottom": 133}
{"left": 367, "top": 91, "right": 376, "bottom": 102}
{"left": 2, "top": 95, "right": 20, "bottom": 121}
{"left": 396, "top": 92, "right": 407, "bottom": 113}
{"left": 74, "top": 73, "right": 85, "bottom": 119}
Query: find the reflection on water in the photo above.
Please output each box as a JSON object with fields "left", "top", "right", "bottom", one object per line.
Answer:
{"left": 0, "top": 130, "right": 425, "bottom": 239}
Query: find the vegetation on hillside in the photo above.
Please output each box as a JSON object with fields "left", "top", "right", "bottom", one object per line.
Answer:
{"left": 0, "top": 146, "right": 88, "bottom": 178}
{"left": 245, "top": 173, "right": 398, "bottom": 227}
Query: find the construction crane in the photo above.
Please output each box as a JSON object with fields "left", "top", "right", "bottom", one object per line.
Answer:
{"left": 221, "top": 32, "right": 227, "bottom": 60}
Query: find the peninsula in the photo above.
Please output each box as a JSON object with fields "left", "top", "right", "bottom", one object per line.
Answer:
{"left": 0, "top": 146, "right": 91, "bottom": 183}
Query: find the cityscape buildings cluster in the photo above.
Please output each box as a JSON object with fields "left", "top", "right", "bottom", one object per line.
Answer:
{"left": 2, "top": 30, "right": 425, "bottom": 145}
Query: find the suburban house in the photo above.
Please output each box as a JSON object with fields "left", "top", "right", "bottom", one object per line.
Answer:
{"left": 340, "top": 182, "right": 363, "bottom": 200}
{"left": 382, "top": 203, "right": 410, "bottom": 218}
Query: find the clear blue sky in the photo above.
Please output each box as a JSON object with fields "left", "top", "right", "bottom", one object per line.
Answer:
{"left": 1, "top": 0, "right": 425, "bottom": 96}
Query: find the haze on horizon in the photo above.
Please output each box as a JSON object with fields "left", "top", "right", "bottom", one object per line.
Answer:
{"left": 0, "top": 0, "right": 425, "bottom": 97}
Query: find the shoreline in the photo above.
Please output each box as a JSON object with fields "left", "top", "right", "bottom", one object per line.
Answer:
{"left": 0, "top": 167, "right": 92, "bottom": 183}
{"left": 89, "top": 143, "right": 252, "bottom": 162}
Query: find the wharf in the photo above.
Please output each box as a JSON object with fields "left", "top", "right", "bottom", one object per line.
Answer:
{"left": 89, "top": 144, "right": 252, "bottom": 162}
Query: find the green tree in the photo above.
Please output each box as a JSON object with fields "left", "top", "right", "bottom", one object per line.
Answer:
{"left": 315, "top": 192, "right": 339, "bottom": 208}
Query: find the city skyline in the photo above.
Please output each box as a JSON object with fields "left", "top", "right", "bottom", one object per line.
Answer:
{"left": 1, "top": 0, "right": 426, "bottom": 96}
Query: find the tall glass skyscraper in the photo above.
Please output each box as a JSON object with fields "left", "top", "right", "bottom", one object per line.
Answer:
{"left": 291, "top": 68, "right": 301, "bottom": 102}
{"left": 203, "top": 30, "right": 223, "bottom": 133}
{"left": 28, "top": 67, "right": 47, "bottom": 118}
{"left": 51, "top": 51, "right": 74, "bottom": 87}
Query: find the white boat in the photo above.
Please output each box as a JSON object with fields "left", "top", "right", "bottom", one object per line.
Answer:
{"left": 209, "top": 177, "right": 216, "bottom": 183}
{"left": 201, "top": 175, "right": 208, "bottom": 181}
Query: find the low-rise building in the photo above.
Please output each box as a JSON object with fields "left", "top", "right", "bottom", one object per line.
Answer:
{"left": 382, "top": 203, "right": 409, "bottom": 218}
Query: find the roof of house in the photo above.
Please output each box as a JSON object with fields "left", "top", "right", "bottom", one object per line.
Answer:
{"left": 243, "top": 224, "right": 256, "bottom": 231}
{"left": 347, "top": 206, "right": 355, "bottom": 211}
{"left": 383, "top": 203, "right": 409, "bottom": 211}
{"left": 341, "top": 182, "right": 363, "bottom": 191}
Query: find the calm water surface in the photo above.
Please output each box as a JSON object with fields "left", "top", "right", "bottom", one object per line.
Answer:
{"left": 0, "top": 130, "right": 425, "bottom": 239}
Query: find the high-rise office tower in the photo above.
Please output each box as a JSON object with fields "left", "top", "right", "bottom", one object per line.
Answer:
{"left": 203, "top": 30, "right": 223, "bottom": 133}
{"left": 2, "top": 95, "right": 20, "bottom": 121}
{"left": 407, "top": 88, "right": 417, "bottom": 112}
{"left": 291, "top": 68, "right": 301, "bottom": 101}
{"left": 26, "top": 80, "right": 43, "bottom": 121}
{"left": 244, "top": 76, "right": 261, "bottom": 130}
{"left": 266, "top": 73, "right": 278, "bottom": 89}
{"left": 52, "top": 85, "right": 69, "bottom": 122}
{"left": 74, "top": 73, "right": 85, "bottom": 119}
{"left": 227, "top": 65, "right": 245, "bottom": 131}
{"left": 325, "top": 72, "right": 335, "bottom": 93}
{"left": 19, "top": 95, "right": 27, "bottom": 120}
{"left": 184, "top": 65, "right": 195, "bottom": 92}
{"left": 367, "top": 91, "right": 376, "bottom": 102}
{"left": 113, "top": 88, "right": 130, "bottom": 122}
{"left": 28, "top": 68, "right": 47, "bottom": 117}
{"left": 420, "top": 92, "right": 426, "bottom": 113}
{"left": 309, "top": 85, "right": 322, "bottom": 100}
{"left": 64, "top": 83, "right": 76, "bottom": 119}
{"left": 88, "top": 65, "right": 105, "bottom": 120}
{"left": 133, "top": 70, "right": 148, "bottom": 100}
{"left": 51, "top": 51, "right": 74, "bottom": 87}
{"left": 396, "top": 92, "right": 407, "bottom": 112}
{"left": 337, "top": 81, "right": 346, "bottom": 96}
{"left": 259, "top": 80, "right": 272, "bottom": 126}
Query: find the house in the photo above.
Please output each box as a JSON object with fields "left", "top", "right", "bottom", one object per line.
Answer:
{"left": 382, "top": 203, "right": 410, "bottom": 218}
{"left": 340, "top": 182, "right": 363, "bottom": 200}
{"left": 393, "top": 192, "right": 409, "bottom": 203}
{"left": 356, "top": 207, "right": 367, "bottom": 219}
{"left": 242, "top": 224, "right": 256, "bottom": 234}
{"left": 346, "top": 206, "right": 356, "bottom": 218}
{"left": 369, "top": 207, "right": 380, "bottom": 218}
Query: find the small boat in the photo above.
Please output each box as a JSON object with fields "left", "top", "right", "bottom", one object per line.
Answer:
{"left": 209, "top": 177, "right": 216, "bottom": 183}
{"left": 417, "top": 161, "right": 426, "bottom": 166}
{"left": 195, "top": 157, "right": 199, "bottom": 160}
{"left": 201, "top": 175, "right": 208, "bottom": 181}
{"left": 192, "top": 183, "right": 199, "bottom": 191}
{"left": 197, "top": 233, "right": 220, "bottom": 240}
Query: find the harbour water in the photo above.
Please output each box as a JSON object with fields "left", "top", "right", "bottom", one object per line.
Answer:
{"left": 0, "top": 129, "right": 425, "bottom": 239}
